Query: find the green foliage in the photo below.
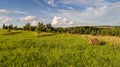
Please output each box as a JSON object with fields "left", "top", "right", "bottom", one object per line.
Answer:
{"left": 13, "top": 25, "right": 17, "bottom": 30}
{"left": 7, "top": 28, "right": 11, "bottom": 33}
{"left": 99, "top": 41, "right": 106, "bottom": 45}
{"left": 2, "top": 24, "right": 6, "bottom": 29}
{"left": 2, "top": 24, "right": 18, "bottom": 30}
{"left": 0, "top": 30, "right": 120, "bottom": 67}
{"left": 23, "top": 23, "right": 31, "bottom": 30}
{"left": 8, "top": 24, "right": 13, "bottom": 29}
{"left": 45, "top": 23, "right": 54, "bottom": 32}
{"left": 3, "top": 23, "right": 120, "bottom": 37}
{"left": 64, "top": 26, "right": 120, "bottom": 36}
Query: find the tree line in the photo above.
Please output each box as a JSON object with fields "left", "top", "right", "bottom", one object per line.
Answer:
{"left": 2, "top": 23, "right": 120, "bottom": 36}
{"left": 2, "top": 24, "right": 17, "bottom": 30}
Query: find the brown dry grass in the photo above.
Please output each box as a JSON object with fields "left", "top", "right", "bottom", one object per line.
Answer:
{"left": 33, "top": 32, "right": 54, "bottom": 37}
{"left": 81, "top": 34, "right": 120, "bottom": 46}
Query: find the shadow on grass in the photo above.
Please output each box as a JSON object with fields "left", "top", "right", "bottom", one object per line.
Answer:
{"left": 88, "top": 41, "right": 106, "bottom": 46}
{"left": 38, "top": 33, "right": 56, "bottom": 37}
{"left": 34, "top": 32, "right": 56, "bottom": 37}
{"left": 99, "top": 41, "right": 106, "bottom": 46}
{"left": 2, "top": 31, "right": 22, "bottom": 35}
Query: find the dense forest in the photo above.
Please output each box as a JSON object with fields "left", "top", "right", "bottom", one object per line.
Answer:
{"left": 2, "top": 23, "right": 120, "bottom": 36}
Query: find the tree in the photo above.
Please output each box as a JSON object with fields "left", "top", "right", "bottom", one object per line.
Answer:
{"left": 45, "top": 23, "right": 53, "bottom": 32}
{"left": 23, "top": 23, "right": 30, "bottom": 30}
{"left": 2, "top": 24, "right": 6, "bottom": 29}
{"left": 37, "top": 22, "right": 45, "bottom": 32}
{"left": 14, "top": 25, "right": 17, "bottom": 30}
{"left": 8, "top": 24, "right": 13, "bottom": 29}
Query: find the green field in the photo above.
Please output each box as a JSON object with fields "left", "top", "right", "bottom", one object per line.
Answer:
{"left": 0, "top": 29, "right": 120, "bottom": 67}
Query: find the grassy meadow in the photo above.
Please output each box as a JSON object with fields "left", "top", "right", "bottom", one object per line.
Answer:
{"left": 0, "top": 29, "right": 120, "bottom": 67}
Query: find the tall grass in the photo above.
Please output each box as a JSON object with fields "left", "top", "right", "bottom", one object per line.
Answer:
{"left": 81, "top": 34, "right": 120, "bottom": 47}
{"left": 0, "top": 30, "right": 120, "bottom": 67}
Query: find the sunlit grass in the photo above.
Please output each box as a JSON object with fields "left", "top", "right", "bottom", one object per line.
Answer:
{"left": 81, "top": 34, "right": 120, "bottom": 47}
{"left": 0, "top": 29, "right": 120, "bottom": 67}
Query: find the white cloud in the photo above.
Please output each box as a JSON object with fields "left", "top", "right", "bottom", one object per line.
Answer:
{"left": 60, "top": 0, "right": 109, "bottom": 7}
{"left": 0, "top": 9, "right": 27, "bottom": 14}
{"left": 94, "top": 6, "right": 108, "bottom": 16}
{"left": 20, "top": 16, "right": 39, "bottom": 26}
{"left": 32, "top": 0, "right": 44, "bottom": 7}
{"left": 0, "top": 9, "right": 11, "bottom": 14}
{"left": 58, "top": 2, "right": 120, "bottom": 26}
{"left": 46, "top": 0, "right": 57, "bottom": 6}
{"left": 31, "top": 21, "right": 38, "bottom": 26}
{"left": 67, "top": 6, "right": 74, "bottom": 10}
{"left": 13, "top": 10, "right": 27, "bottom": 14}
{"left": 20, "top": 16, "right": 37, "bottom": 22}
{"left": 59, "top": 6, "right": 108, "bottom": 18}
{"left": 31, "top": 0, "right": 119, "bottom": 26}
{"left": 78, "top": 6, "right": 108, "bottom": 17}
{"left": 0, "top": 16, "right": 12, "bottom": 23}
{"left": 51, "top": 16, "right": 74, "bottom": 27}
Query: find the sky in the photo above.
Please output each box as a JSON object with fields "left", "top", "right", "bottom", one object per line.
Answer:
{"left": 0, "top": 0, "right": 120, "bottom": 27}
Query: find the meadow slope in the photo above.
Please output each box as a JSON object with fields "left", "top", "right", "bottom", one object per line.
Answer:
{"left": 0, "top": 30, "right": 120, "bottom": 67}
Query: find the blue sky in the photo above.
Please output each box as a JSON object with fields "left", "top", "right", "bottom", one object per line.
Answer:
{"left": 0, "top": 0, "right": 120, "bottom": 27}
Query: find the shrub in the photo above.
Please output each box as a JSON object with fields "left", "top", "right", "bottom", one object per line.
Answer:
{"left": 99, "top": 41, "right": 106, "bottom": 45}
{"left": 7, "top": 29, "right": 11, "bottom": 33}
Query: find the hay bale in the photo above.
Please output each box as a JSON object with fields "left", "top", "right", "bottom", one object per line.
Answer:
{"left": 89, "top": 38, "right": 99, "bottom": 45}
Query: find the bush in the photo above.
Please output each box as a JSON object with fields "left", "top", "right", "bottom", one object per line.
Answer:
{"left": 99, "top": 41, "right": 106, "bottom": 45}
{"left": 7, "top": 29, "right": 11, "bottom": 33}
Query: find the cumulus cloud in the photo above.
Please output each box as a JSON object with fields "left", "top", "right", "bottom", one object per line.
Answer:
{"left": 58, "top": 2, "right": 120, "bottom": 26}
{"left": 0, "top": 16, "right": 12, "bottom": 23}
{"left": 31, "top": 21, "right": 38, "bottom": 26}
{"left": 76, "top": 6, "right": 108, "bottom": 18}
{"left": 0, "top": 9, "right": 27, "bottom": 14}
{"left": 51, "top": 16, "right": 74, "bottom": 27}
{"left": 20, "top": 16, "right": 37, "bottom": 22}
{"left": 20, "top": 16, "right": 39, "bottom": 26}
{"left": 59, "top": 5, "right": 108, "bottom": 17}
{"left": 0, "top": 9, "right": 11, "bottom": 14}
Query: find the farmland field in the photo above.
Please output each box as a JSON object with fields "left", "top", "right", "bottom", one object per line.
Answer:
{"left": 0, "top": 29, "right": 120, "bottom": 67}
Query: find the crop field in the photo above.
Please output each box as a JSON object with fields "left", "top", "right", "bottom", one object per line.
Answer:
{"left": 0, "top": 29, "right": 120, "bottom": 67}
